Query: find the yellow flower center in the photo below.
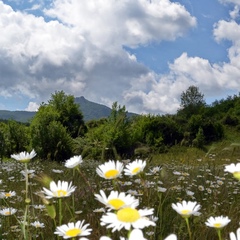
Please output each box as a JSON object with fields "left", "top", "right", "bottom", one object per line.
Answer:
{"left": 55, "top": 190, "right": 67, "bottom": 197}
{"left": 19, "top": 159, "right": 30, "bottom": 163}
{"left": 65, "top": 228, "right": 81, "bottom": 237}
{"left": 108, "top": 199, "right": 125, "bottom": 210}
{"left": 5, "top": 211, "right": 11, "bottom": 215}
{"left": 117, "top": 207, "right": 140, "bottom": 223}
{"left": 5, "top": 193, "right": 11, "bottom": 197}
{"left": 132, "top": 167, "right": 140, "bottom": 174}
{"left": 181, "top": 209, "right": 191, "bottom": 216}
{"left": 104, "top": 169, "right": 119, "bottom": 179}
{"left": 213, "top": 223, "right": 222, "bottom": 228}
{"left": 233, "top": 171, "right": 240, "bottom": 180}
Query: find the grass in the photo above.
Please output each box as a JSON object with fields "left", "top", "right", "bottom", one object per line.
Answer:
{"left": 0, "top": 148, "right": 240, "bottom": 239}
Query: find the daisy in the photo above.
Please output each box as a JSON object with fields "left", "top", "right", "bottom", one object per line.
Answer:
{"left": 100, "top": 207, "right": 155, "bottom": 232}
{"left": 224, "top": 163, "right": 240, "bottom": 180}
{"left": 94, "top": 190, "right": 139, "bottom": 211}
{"left": 96, "top": 160, "right": 124, "bottom": 179}
{"left": 205, "top": 216, "right": 231, "bottom": 229}
{"left": 33, "top": 204, "right": 45, "bottom": 210}
{"left": 54, "top": 220, "right": 92, "bottom": 239}
{"left": 230, "top": 228, "right": 240, "bottom": 240}
{"left": 52, "top": 169, "right": 64, "bottom": 173}
{"left": 158, "top": 187, "right": 167, "bottom": 193}
{"left": 100, "top": 230, "right": 177, "bottom": 240}
{"left": 11, "top": 149, "right": 36, "bottom": 163}
{"left": 31, "top": 221, "right": 45, "bottom": 228}
{"left": 0, "top": 207, "right": 17, "bottom": 216}
{"left": 172, "top": 200, "right": 201, "bottom": 218}
{"left": 0, "top": 190, "right": 16, "bottom": 198}
{"left": 65, "top": 155, "right": 83, "bottom": 168}
{"left": 42, "top": 180, "right": 76, "bottom": 199}
{"left": 100, "top": 229, "right": 147, "bottom": 240}
{"left": 21, "top": 169, "right": 35, "bottom": 178}
{"left": 150, "top": 165, "right": 162, "bottom": 174}
{"left": 124, "top": 159, "right": 146, "bottom": 176}
{"left": 122, "top": 229, "right": 147, "bottom": 240}
{"left": 165, "top": 234, "right": 178, "bottom": 240}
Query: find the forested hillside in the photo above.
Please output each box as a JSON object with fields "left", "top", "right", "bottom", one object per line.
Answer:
{"left": 0, "top": 96, "right": 137, "bottom": 122}
{"left": 0, "top": 88, "right": 240, "bottom": 162}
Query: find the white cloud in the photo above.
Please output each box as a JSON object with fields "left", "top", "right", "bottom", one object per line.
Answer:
{"left": 0, "top": 0, "right": 197, "bottom": 114}
{"left": 44, "top": 0, "right": 196, "bottom": 48}
{"left": 229, "top": 5, "right": 240, "bottom": 19}
{"left": 1, "top": 0, "right": 240, "bottom": 115}
{"left": 25, "top": 102, "right": 39, "bottom": 112}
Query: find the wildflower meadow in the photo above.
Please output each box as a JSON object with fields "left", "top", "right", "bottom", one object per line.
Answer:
{"left": 1, "top": 150, "right": 240, "bottom": 239}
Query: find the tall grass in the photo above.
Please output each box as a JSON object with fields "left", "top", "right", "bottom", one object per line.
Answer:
{"left": 0, "top": 149, "right": 240, "bottom": 239}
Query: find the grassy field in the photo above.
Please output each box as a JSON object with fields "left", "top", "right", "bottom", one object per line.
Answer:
{"left": 1, "top": 144, "right": 240, "bottom": 239}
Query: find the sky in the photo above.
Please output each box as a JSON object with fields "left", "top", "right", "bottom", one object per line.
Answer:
{"left": 0, "top": 0, "right": 240, "bottom": 114}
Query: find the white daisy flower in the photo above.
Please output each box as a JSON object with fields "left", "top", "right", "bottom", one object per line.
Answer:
{"left": 101, "top": 228, "right": 171, "bottom": 240}
{"left": 100, "top": 237, "right": 112, "bottom": 240}
{"left": 124, "top": 159, "right": 146, "bottom": 176}
{"left": 121, "top": 229, "right": 147, "bottom": 240}
{"left": 11, "top": 149, "right": 36, "bottom": 163}
{"left": 224, "top": 163, "right": 240, "bottom": 180}
{"left": 21, "top": 169, "right": 35, "bottom": 178}
{"left": 31, "top": 221, "right": 45, "bottom": 228}
{"left": 100, "top": 229, "right": 146, "bottom": 240}
{"left": 205, "top": 216, "right": 231, "bottom": 229}
{"left": 96, "top": 160, "right": 124, "bottom": 179}
{"left": 54, "top": 220, "right": 92, "bottom": 239}
{"left": 0, "top": 207, "right": 17, "bottom": 216}
{"left": 164, "top": 234, "right": 178, "bottom": 240}
{"left": 33, "top": 204, "right": 45, "bottom": 210}
{"left": 95, "top": 190, "right": 139, "bottom": 211}
{"left": 172, "top": 200, "right": 201, "bottom": 218}
{"left": 158, "top": 187, "right": 167, "bottom": 193}
{"left": 150, "top": 166, "right": 162, "bottom": 174}
{"left": 52, "top": 169, "right": 64, "bottom": 173}
{"left": 65, "top": 155, "right": 83, "bottom": 168}
{"left": 230, "top": 228, "right": 240, "bottom": 240}
{"left": 42, "top": 180, "right": 76, "bottom": 199}
{"left": 100, "top": 207, "right": 155, "bottom": 232}
{"left": 0, "top": 191, "right": 16, "bottom": 198}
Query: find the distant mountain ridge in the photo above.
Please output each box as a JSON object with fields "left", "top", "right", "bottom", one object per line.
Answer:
{"left": 0, "top": 96, "right": 137, "bottom": 122}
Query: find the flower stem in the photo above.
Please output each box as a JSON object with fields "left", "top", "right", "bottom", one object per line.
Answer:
{"left": 217, "top": 229, "right": 222, "bottom": 240}
{"left": 58, "top": 198, "right": 62, "bottom": 225}
{"left": 25, "top": 163, "right": 29, "bottom": 200}
{"left": 185, "top": 217, "right": 192, "bottom": 240}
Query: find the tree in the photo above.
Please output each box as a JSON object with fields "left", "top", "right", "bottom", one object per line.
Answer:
{"left": 77, "top": 102, "right": 132, "bottom": 160}
{"left": 30, "top": 91, "right": 84, "bottom": 161}
{"left": 179, "top": 85, "right": 206, "bottom": 117}
{"left": 30, "top": 105, "right": 73, "bottom": 161}
{"left": 48, "top": 91, "right": 86, "bottom": 138}
{"left": 6, "top": 120, "right": 30, "bottom": 155}
{"left": 193, "top": 127, "right": 205, "bottom": 148}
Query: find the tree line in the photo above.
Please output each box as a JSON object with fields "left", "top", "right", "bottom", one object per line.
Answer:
{"left": 0, "top": 87, "right": 239, "bottom": 162}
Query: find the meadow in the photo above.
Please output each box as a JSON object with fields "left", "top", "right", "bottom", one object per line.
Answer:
{"left": 1, "top": 146, "right": 240, "bottom": 240}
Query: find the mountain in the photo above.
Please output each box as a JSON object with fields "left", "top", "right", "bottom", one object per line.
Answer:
{"left": 0, "top": 96, "right": 137, "bottom": 122}
{"left": 75, "top": 96, "right": 112, "bottom": 121}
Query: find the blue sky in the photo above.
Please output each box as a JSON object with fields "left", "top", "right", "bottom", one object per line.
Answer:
{"left": 0, "top": 0, "right": 239, "bottom": 114}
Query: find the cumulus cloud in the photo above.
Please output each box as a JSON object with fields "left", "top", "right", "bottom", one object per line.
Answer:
{"left": 0, "top": 0, "right": 197, "bottom": 114}
{"left": 229, "top": 5, "right": 240, "bottom": 19}
{"left": 25, "top": 102, "right": 39, "bottom": 112}
{"left": 0, "top": 0, "right": 239, "bottom": 115}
